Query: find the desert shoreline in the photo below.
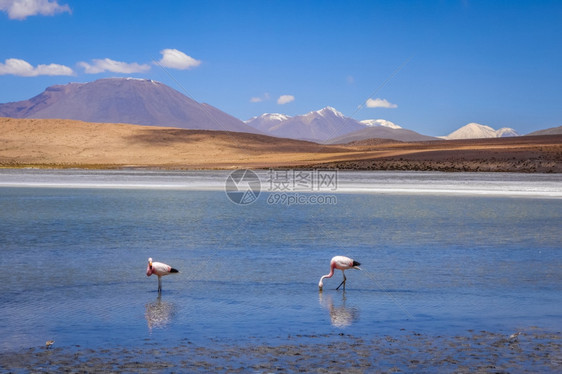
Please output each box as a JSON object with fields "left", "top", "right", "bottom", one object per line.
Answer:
{"left": 1, "top": 118, "right": 561, "bottom": 173}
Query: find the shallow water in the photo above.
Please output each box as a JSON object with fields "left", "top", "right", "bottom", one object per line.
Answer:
{"left": 0, "top": 170, "right": 560, "bottom": 354}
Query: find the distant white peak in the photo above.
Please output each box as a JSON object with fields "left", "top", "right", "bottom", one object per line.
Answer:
{"left": 444, "top": 122, "right": 517, "bottom": 139}
{"left": 496, "top": 127, "right": 520, "bottom": 137}
{"left": 245, "top": 113, "right": 290, "bottom": 123}
{"left": 315, "top": 106, "right": 344, "bottom": 118}
{"left": 464, "top": 122, "right": 495, "bottom": 131}
{"left": 360, "top": 119, "right": 402, "bottom": 129}
{"left": 262, "top": 113, "right": 290, "bottom": 121}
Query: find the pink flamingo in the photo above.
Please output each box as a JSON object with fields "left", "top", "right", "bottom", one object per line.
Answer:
{"left": 318, "top": 256, "right": 361, "bottom": 291}
{"left": 146, "top": 258, "right": 179, "bottom": 292}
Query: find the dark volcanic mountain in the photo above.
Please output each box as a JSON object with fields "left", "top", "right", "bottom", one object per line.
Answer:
{"left": 526, "top": 125, "right": 562, "bottom": 136}
{"left": 0, "top": 78, "right": 260, "bottom": 134}
{"left": 325, "top": 126, "right": 438, "bottom": 144}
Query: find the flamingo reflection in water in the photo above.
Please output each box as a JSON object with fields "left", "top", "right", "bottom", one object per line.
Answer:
{"left": 145, "top": 294, "right": 176, "bottom": 331}
{"left": 319, "top": 292, "right": 359, "bottom": 328}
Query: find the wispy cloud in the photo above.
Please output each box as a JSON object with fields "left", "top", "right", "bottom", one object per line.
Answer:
{"left": 366, "top": 98, "right": 397, "bottom": 109}
{"left": 156, "top": 49, "right": 201, "bottom": 70}
{"left": 0, "top": 0, "right": 71, "bottom": 20}
{"left": 277, "top": 94, "right": 295, "bottom": 105}
{"left": 0, "top": 58, "right": 74, "bottom": 76}
{"left": 250, "top": 93, "right": 270, "bottom": 103}
{"left": 79, "top": 58, "right": 150, "bottom": 74}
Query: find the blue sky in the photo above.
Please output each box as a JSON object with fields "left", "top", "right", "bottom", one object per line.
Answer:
{"left": 0, "top": 0, "right": 561, "bottom": 135}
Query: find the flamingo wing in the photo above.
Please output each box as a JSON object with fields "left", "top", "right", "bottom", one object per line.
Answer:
{"left": 151, "top": 261, "right": 172, "bottom": 276}
{"left": 332, "top": 256, "right": 354, "bottom": 270}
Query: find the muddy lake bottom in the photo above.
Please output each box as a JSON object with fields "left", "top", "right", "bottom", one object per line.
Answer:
{"left": 2, "top": 329, "right": 560, "bottom": 373}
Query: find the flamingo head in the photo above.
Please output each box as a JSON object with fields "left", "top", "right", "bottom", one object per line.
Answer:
{"left": 146, "top": 258, "right": 153, "bottom": 276}
{"left": 318, "top": 279, "right": 324, "bottom": 291}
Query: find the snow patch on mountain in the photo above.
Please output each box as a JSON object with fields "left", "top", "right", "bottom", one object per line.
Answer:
{"left": 245, "top": 113, "right": 291, "bottom": 123}
{"left": 360, "top": 119, "right": 402, "bottom": 129}
{"left": 315, "top": 106, "right": 344, "bottom": 118}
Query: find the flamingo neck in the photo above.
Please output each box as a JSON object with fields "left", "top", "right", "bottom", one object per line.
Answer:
{"left": 322, "top": 264, "right": 336, "bottom": 280}
{"left": 319, "top": 263, "right": 336, "bottom": 289}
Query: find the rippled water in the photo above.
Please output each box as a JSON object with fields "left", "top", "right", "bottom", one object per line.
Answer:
{"left": 0, "top": 170, "right": 560, "bottom": 353}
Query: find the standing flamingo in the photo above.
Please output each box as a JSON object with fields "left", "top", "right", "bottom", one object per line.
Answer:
{"left": 318, "top": 256, "right": 361, "bottom": 291}
{"left": 146, "top": 258, "right": 179, "bottom": 292}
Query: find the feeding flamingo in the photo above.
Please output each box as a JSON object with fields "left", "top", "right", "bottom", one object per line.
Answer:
{"left": 318, "top": 256, "right": 361, "bottom": 291}
{"left": 146, "top": 258, "right": 179, "bottom": 292}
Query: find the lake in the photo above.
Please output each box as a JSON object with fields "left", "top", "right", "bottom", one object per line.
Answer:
{"left": 0, "top": 169, "right": 560, "bottom": 372}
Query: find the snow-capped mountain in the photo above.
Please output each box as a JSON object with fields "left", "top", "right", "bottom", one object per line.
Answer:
{"left": 315, "top": 106, "right": 345, "bottom": 118}
{"left": 245, "top": 106, "right": 364, "bottom": 142}
{"left": 244, "top": 113, "right": 291, "bottom": 132}
{"left": 495, "top": 127, "right": 520, "bottom": 137}
{"left": 443, "top": 123, "right": 519, "bottom": 140}
{"left": 360, "top": 119, "right": 402, "bottom": 129}
{"left": 245, "top": 107, "right": 439, "bottom": 142}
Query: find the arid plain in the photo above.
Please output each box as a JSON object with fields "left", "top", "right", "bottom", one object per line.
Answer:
{"left": 1, "top": 117, "right": 561, "bottom": 172}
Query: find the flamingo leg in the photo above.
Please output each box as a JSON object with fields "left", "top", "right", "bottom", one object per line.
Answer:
{"left": 158, "top": 276, "right": 162, "bottom": 293}
{"left": 336, "top": 272, "right": 347, "bottom": 291}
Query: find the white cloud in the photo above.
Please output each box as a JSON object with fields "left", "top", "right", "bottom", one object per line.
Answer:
{"left": 79, "top": 58, "right": 151, "bottom": 74}
{"left": 277, "top": 94, "right": 295, "bottom": 105}
{"left": 157, "top": 49, "right": 201, "bottom": 70}
{"left": 0, "top": 0, "right": 70, "bottom": 20}
{"left": 0, "top": 58, "right": 74, "bottom": 76}
{"left": 250, "top": 93, "right": 270, "bottom": 103}
{"left": 366, "top": 98, "right": 397, "bottom": 109}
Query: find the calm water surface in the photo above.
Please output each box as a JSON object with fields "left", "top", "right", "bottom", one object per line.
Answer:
{"left": 0, "top": 170, "right": 560, "bottom": 352}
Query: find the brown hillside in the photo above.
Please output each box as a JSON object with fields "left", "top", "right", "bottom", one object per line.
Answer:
{"left": 1, "top": 118, "right": 560, "bottom": 172}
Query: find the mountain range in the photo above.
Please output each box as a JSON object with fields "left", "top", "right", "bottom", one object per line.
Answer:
{"left": 1, "top": 77, "right": 555, "bottom": 143}
{"left": 244, "top": 106, "right": 434, "bottom": 142}
{"left": 244, "top": 107, "right": 365, "bottom": 141}
{"left": 0, "top": 79, "right": 440, "bottom": 142}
